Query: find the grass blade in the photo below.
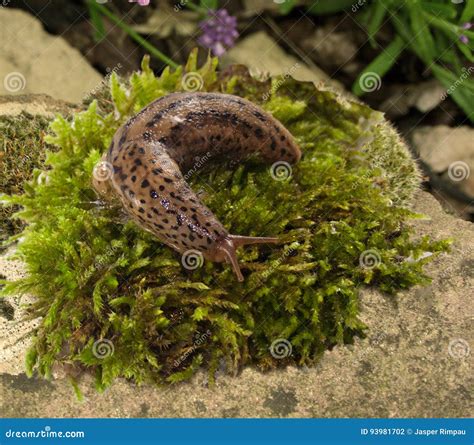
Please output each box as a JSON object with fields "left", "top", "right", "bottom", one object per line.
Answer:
{"left": 352, "top": 35, "right": 405, "bottom": 96}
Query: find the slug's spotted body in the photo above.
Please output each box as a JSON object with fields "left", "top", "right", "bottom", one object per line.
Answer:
{"left": 94, "top": 92, "right": 301, "bottom": 281}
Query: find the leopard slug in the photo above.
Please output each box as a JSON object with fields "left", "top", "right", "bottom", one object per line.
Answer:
{"left": 93, "top": 92, "right": 301, "bottom": 281}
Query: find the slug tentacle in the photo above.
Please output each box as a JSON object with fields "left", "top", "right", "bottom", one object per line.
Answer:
{"left": 215, "top": 235, "right": 279, "bottom": 282}
{"left": 94, "top": 92, "right": 301, "bottom": 281}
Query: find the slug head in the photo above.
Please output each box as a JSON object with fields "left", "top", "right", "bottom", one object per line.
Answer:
{"left": 209, "top": 235, "right": 278, "bottom": 282}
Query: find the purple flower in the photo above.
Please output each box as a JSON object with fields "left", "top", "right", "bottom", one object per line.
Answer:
{"left": 198, "top": 9, "right": 239, "bottom": 57}
{"left": 129, "top": 0, "right": 150, "bottom": 5}
{"left": 459, "top": 34, "right": 469, "bottom": 44}
{"left": 461, "top": 22, "right": 472, "bottom": 30}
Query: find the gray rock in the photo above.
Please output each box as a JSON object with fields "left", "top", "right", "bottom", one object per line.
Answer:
{"left": 1, "top": 190, "right": 472, "bottom": 417}
{"left": 302, "top": 27, "right": 360, "bottom": 75}
{"left": 412, "top": 125, "right": 474, "bottom": 204}
{"left": 0, "top": 8, "right": 102, "bottom": 103}
{"left": 412, "top": 126, "right": 474, "bottom": 174}
{"left": 380, "top": 80, "right": 447, "bottom": 118}
{"left": 221, "top": 31, "right": 346, "bottom": 93}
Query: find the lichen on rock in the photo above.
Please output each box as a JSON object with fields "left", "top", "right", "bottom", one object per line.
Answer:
{"left": 0, "top": 50, "right": 449, "bottom": 392}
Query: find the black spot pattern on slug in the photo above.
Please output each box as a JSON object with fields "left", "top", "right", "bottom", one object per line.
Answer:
{"left": 254, "top": 127, "right": 264, "bottom": 139}
{"left": 103, "top": 92, "right": 301, "bottom": 262}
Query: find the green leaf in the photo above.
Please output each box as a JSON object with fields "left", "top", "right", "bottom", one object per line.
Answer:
{"left": 279, "top": 0, "right": 296, "bottom": 15}
{"left": 407, "top": 2, "right": 436, "bottom": 63}
{"left": 308, "top": 0, "right": 357, "bottom": 15}
{"left": 432, "top": 64, "right": 474, "bottom": 122}
{"left": 367, "top": 2, "right": 388, "bottom": 47}
{"left": 25, "top": 345, "right": 38, "bottom": 378}
{"left": 352, "top": 35, "right": 405, "bottom": 96}
{"left": 192, "top": 307, "right": 209, "bottom": 321}
{"left": 421, "top": 1, "right": 457, "bottom": 19}
{"left": 200, "top": 0, "right": 218, "bottom": 9}
{"left": 87, "top": 0, "right": 106, "bottom": 42}
{"left": 460, "top": 0, "right": 474, "bottom": 23}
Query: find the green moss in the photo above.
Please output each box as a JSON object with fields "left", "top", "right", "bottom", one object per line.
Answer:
{"left": 0, "top": 113, "right": 56, "bottom": 246}
{"left": 1, "top": 51, "right": 449, "bottom": 390}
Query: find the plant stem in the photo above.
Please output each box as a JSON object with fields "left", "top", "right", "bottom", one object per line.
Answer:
{"left": 423, "top": 11, "right": 459, "bottom": 38}
{"left": 87, "top": 1, "right": 106, "bottom": 42}
{"left": 91, "top": 1, "right": 179, "bottom": 69}
{"left": 185, "top": 1, "right": 207, "bottom": 14}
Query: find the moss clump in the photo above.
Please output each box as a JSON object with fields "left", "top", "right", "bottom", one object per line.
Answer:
{"left": 1, "top": 50, "right": 449, "bottom": 391}
{"left": 0, "top": 113, "right": 57, "bottom": 246}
